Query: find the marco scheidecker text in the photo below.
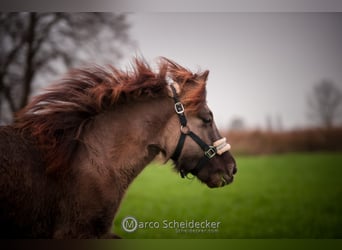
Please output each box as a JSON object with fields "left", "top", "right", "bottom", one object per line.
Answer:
{"left": 122, "top": 216, "right": 221, "bottom": 233}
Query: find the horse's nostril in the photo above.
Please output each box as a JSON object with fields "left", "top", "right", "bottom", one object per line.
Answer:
{"left": 233, "top": 165, "right": 237, "bottom": 174}
{"left": 227, "top": 163, "right": 237, "bottom": 176}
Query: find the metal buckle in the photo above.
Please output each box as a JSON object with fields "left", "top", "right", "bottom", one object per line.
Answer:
{"left": 205, "top": 146, "right": 217, "bottom": 159}
{"left": 180, "top": 125, "right": 190, "bottom": 134}
{"left": 174, "top": 102, "right": 185, "bottom": 114}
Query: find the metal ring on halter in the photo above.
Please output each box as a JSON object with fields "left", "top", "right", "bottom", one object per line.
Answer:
{"left": 180, "top": 125, "right": 191, "bottom": 134}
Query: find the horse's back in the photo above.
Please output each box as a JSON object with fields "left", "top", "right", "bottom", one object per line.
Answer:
{"left": 0, "top": 126, "right": 52, "bottom": 238}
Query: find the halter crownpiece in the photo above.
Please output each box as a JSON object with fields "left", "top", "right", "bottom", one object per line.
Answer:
{"left": 168, "top": 83, "right": 232, "bottom": 178}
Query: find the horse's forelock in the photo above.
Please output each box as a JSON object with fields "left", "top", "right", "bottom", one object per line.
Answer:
{"left": 162, "top": 58, "right": 208, "bottom": 114}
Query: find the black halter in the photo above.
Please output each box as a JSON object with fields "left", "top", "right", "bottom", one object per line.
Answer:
{"left": 169, "top": 84, "right": 219, "bottom": 178}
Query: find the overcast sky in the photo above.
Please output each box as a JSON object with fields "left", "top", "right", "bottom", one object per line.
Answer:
{"left": 121, "top": 13, "right": 342, "bottom": 130}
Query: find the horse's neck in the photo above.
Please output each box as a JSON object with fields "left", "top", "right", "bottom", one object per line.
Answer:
{"left": 77, "top": 97, "right": 175, "bottom": 191}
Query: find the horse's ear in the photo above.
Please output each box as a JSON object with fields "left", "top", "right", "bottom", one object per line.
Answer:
{"left": 197, "top": 70, "right": 209, "bottom": 83}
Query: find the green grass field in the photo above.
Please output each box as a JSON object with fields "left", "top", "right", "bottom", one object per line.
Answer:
{"left": 113, "top": 152, "right": 342, "bottom": 238}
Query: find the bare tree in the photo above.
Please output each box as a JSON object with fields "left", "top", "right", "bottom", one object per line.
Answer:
{"left": 307, "top": 79, "right": 342, "bottom": 128}
{"left": 0, "top": 13, "right": 132, "bottom": 124}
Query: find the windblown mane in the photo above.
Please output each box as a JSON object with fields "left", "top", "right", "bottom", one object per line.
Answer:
{"left": 14, "top": 58, "right": 207, "bottom": 173}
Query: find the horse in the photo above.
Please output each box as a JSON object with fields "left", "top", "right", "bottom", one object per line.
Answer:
{"left": 0, "top": 58, "right": 237, "bottom": 238}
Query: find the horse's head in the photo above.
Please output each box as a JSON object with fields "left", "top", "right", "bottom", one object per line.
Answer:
{"left": 163, "top": 65, "right": 237, "bottom": 188}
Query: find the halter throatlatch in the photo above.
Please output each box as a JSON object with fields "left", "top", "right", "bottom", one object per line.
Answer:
{"left": 168, "top": 83, "right": 231, "bottom": 178}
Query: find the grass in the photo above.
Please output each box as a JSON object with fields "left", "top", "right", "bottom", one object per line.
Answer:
{"left": 113, "top": 152, "right": 342, "bottom": 238}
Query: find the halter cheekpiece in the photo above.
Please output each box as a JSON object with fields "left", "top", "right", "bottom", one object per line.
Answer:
{"left": 168, "top": 83, "right": 231, "bottom": 178}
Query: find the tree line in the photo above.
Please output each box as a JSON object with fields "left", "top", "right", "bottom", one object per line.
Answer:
{"left": 229, "top": 79, "right": 342, "bottom": 131}
{"left": 0, "top": 12, "right": 131, "bottom": 124}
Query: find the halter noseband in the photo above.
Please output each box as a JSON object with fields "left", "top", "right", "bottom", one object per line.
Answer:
{"left": 168, "top": 84, "right": 231, "bottom": 178}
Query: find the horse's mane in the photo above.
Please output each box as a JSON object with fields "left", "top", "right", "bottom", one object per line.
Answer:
{"left": 14, "top": 57, "right": 207, "bottom": 174}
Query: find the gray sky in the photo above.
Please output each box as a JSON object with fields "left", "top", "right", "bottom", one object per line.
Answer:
{"left": 121, "top": 13, "right": 342, "bottom": 130}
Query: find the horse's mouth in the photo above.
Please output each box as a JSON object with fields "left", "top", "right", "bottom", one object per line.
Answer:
{"left": 206, "top": 174, "right": 234, "bottom": 188}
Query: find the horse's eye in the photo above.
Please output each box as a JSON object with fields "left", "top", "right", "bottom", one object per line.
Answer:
{"left": 202, "top": 117, "right": 212, "bottom": 124}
